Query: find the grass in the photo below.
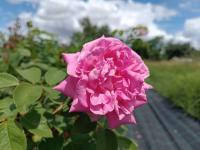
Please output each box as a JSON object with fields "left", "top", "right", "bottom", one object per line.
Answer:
{"left": 146, "top": 60, "right": 200, "bottom": 119}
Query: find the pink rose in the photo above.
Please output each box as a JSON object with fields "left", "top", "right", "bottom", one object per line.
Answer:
{"left": 54, "top": 36, "right": 151, "bottom": 128}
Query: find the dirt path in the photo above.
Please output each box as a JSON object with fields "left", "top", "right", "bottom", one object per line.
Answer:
{"left": 127, "top": 90, "right": 200, "bottom": 150}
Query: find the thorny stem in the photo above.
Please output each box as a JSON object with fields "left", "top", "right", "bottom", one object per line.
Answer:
{"left": 53, "top": 102, "right": 64, "bottom": 114}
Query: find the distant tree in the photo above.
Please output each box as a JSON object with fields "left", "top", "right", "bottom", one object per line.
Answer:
{"left": 164, "top": 43, "right": 193, "bottom": 59}
{"left": 68, "top": 18, "right": 111, "bottom": 52}
{"left": 147, "top": 36, "right": 164, "bottom": 60}
{"left": 190, "top": 50, "right": 200, "bottom": 59}
{"left": 0, "top": 32, "right": 5, "bottom": 47}
{"left": 112, "top": 25, "right": 148, "bottom": 45}
{"left": 131, "top": 39, "right": 149, "bottom": 59}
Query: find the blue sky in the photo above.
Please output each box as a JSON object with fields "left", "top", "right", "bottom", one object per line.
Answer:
{"left": 0, "top": 0, "right": 200, "bottom": 48}
{"left": 0, "top": 0, "right": 33, "bottom": 29}
{"left": 136, "top": 0, "right": 200, "bottom": 33}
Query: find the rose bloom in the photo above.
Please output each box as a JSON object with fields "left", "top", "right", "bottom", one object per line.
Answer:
{"left": 54, "top": 36, "right": 151, "bottom": 128}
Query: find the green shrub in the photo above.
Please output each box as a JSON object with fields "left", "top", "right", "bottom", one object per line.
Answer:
{"left": 0, "top": 21, "right": 138, "bottom": 150}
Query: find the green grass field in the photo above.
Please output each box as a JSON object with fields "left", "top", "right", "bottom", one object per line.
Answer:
{"left": 146, "top": 60, "right": 200, "bottom": 119}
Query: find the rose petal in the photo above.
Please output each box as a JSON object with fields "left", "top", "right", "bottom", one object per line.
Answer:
{"left": 106, "top": 111, "right": 136, "bottom": 128}
{"left": 53, "top": 76, "right": 78, "bottom": 98}
{"left": 134, "top": 93, "right": 148, "bottom": 108}
{"left": 76, "top": 80, "right": 89, "bottom": 108}
{"left": 62, "top": 52, "right": 80, "bottom": 76}
{"left": 69, "top": 98, "right": 88, "bottom": 112}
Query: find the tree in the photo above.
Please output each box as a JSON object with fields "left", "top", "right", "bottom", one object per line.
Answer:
{"left": 147, "top": 36, "right": 164, "bottom": 60}
{"left": 131, "top": 39, "right": 149, "bottom": 59}
{"left": 164, "top": 43, "right": 193, "bottom": 59}
{"left": 67, "top": 18, "right": 111, "bottom": 52}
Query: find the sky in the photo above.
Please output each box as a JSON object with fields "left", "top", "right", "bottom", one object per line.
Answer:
{"left": 0, "top": 0, "right": 200, "bottom": 48}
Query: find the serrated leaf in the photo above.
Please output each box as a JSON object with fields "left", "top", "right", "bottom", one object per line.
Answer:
{"left": 0, "top": 73, "right": 19, "bottom": 88}
{"left": 18, "top": 48, "right": 31, "bottom": 57}
{"left": 45, "top": 68, "right": 66, "bottom": 85}
{"left": 0, "top": 120, "right": 27, "bottom": 150}
{"left": 9, "top": 52, "right": 22, "bottom": 67}
{"left": 13, "top": 83, "right": 42, "bottom": 112}
{"left": 34, "top": 63, "right": 49, "bottom": 71}
{"left": 44, "top": 87, "right": 60, "bottom": 100}
{"left": 0, "top": 97, "right": 16, "bottom": 121}
{"left": 50, "top": 115, "right": 68, "bottom": 133}
{"left": 96, "top": 129, "right": 118, "bottom": 150}
{"left": 16, "top": 67, "right": 41, "bottom": 84}
{"left": 118, "top": 136, "right": 138, "bottom": 150}
{"left": 20, "top": 110, "right": 52, "bottom": 138}
{"left": 0, "top": 63, "right": 9, "bottom": 72}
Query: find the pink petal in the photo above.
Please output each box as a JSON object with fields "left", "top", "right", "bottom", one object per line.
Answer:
{"left": 103, "top": 104, "right": 114, "bottom": 113}
{"left": 90, "top": 93, "right": 114, "bottom": 115}
{"left": 106, "top": 111, "right": 136, "bottom": 128}
{"left": 90, "top": 94, "right": 104, "bottom": 106}
{"left": 69, "top": 98, "right": 88, "bottom": 112}
{"left": 88, "top": 68, "right": 100, "bottom": 80}
{"left": 116, "top": 90, "right": 131, "bottom": 101}
{"left": 144, "top": 82, "right": 153, "bottom": 89}
{"left": 134, "top": 93, "right": 148, "bottom": 108}
{"left": 87, "top": 112, "right": 101, "bottom": 122}
{"left": 82, "top": 38, "right": 102, "bottom": 53}
{"left": 125, "top": 63, "right": 149, "bottom": 79}
{"left": 125, "top": 69, "right": 143, "bottom": 82}
{"left": 62, "top": 52, "right": 80, "bottom": 77}
{"left": 76, "top": 80, "right": 89, "bottom": 108}
{"left": 90, "top": 104, "right": 104, "bottom": 115}
{"left": 53, "top": 76, "right": 78, "bottom": 98}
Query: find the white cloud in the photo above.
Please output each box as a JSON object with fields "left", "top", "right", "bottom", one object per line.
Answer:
{"left": 181, "top": 17, "right": 200, "bottom": 49}
{"left": 9, "top": 0, "right": 178, "bottom": 43}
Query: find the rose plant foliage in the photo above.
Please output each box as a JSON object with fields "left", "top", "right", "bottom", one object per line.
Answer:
{"left": 0, "top": 22, "right": 150, "bottom": 150}
{"left": 54, "top": 37, "right": 151, "bottom": 128}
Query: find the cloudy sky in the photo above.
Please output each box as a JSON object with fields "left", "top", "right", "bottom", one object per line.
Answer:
{"left": 0, "top": 0, "right": 200, "bottom": 48}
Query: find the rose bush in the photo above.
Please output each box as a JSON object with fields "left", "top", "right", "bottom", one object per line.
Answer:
{"left": 55, "top": 36, "right": 151, "bottom": 128}
{"left": 0, "top": 21, "right": 150, "bottom": 149}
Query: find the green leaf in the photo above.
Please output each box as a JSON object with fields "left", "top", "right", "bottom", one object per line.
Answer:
{"left": 44, "top": 87, "right": 60, "bottom": 100}
{"left": 72, "top": 113, "right": 97, "bottom": 134}
{"left": 18, "top": 48, "right": 31, "bottom": 57}
{"left": 64, "top": 134, "right": 95, "bottom": 150}
{"left": 33, "top": 63, "right": 49, "bottom": 71}
{"left": 0, "top": 73, "right": 19, "bottom": 88}
{"left": 64, "top": 141, "right": 96, "bottom": 150}
{"left": 115, "top": 126, "right": 128, "bottom": 136}
{"left": 0, "top": 98, "right": 16, "bottom": 121}
{"left": 118, "top": 136, "right": 138, "bottom": 150}
{"left": 13, "top": 83, "right": 42, "bottom": 112}
{"left": 50, "top": 115, "right": 68, "bottom": 133}
{"left": 9, "top": 52, "right": 22, "bottom": 67}
{"left": 96, "top": 129, "right": 118, "bottom": 150}
{"left": 71, "top": 133, "right": 91, "bottom": 142}
{"left": 39, "top": 136, "right": 64, "bottom": 150}
{"left": 45, "top": 68, "right": 66, "bottom": 85}
{"left": 0, "top": 120, "right": 27, "bottom": 150}
{"left": 20, "top": 110, "right": 52, "bottom": 138}
{"left": 16, "top": 67, "right": 41, "bottom": 84}
{"left": 0, "top": 63, "right": 9, "bottom": 72}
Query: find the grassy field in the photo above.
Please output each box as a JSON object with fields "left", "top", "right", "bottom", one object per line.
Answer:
{"left": 146, "top": 60, "right": 200, "bottom": 119}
